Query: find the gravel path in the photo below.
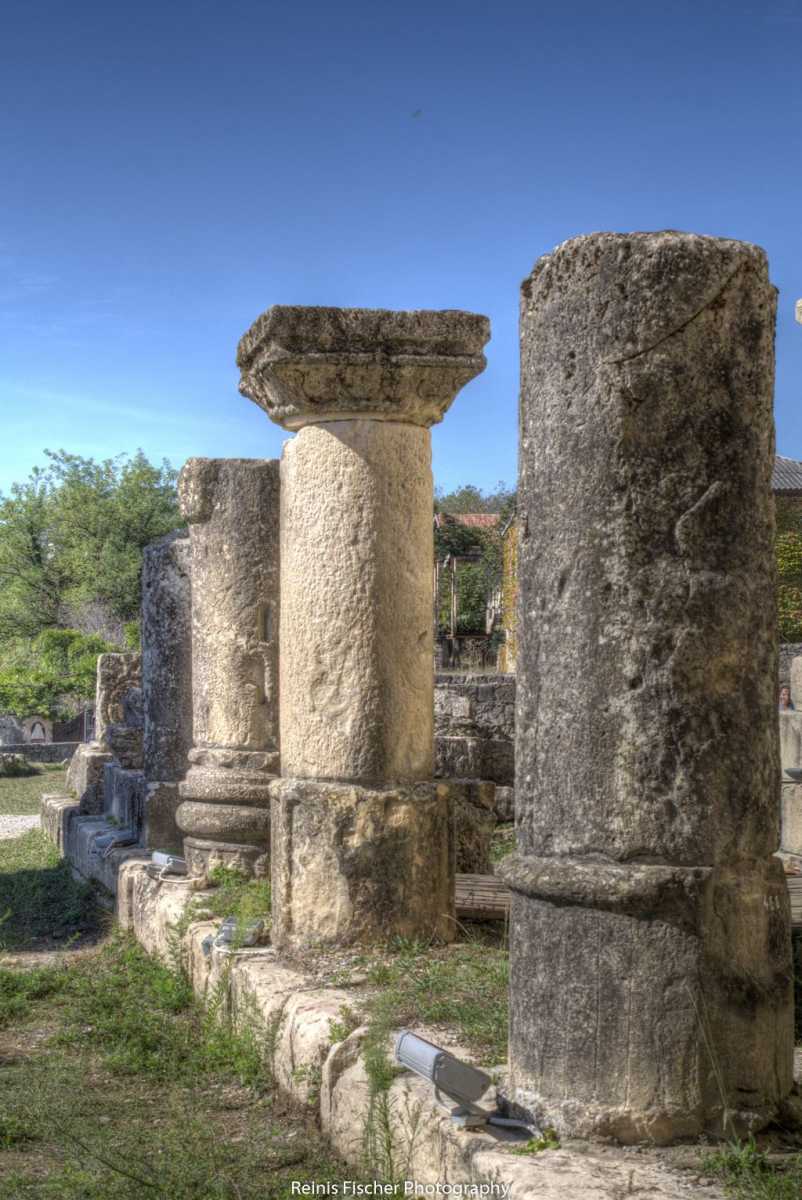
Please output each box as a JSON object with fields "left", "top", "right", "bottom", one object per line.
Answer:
{"left": 0, "top": 814, "right": 40, "bottom": 840}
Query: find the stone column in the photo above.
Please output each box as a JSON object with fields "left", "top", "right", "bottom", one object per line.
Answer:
{"left": 175, "top": 458, "right": 279, "bottom": 879}
{"left": 66, "top": 652, "right": 141, "bottom": 814}
{"left": 237, "top": 305, "right": 489, "bottom": 947}
{"left": 141, "top": 529, "right": 193, "bottom": 853}
{"left": 499, "top": 232, "right": 793, "bottom": 1142}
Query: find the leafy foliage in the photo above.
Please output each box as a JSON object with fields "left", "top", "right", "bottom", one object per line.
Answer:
{"left": 703, "top": 1137, "right": 802, "bottom": 1199}
{"left": 0, "top": 449, "right": 181, "bottom": 645}
{"left": 0, "top": 449, "right": 180, "bottom": 717}
{"left": 434, "top": 481, "right": 516, "bottom": 518}
{"left": 0, "top": 628, "right": 118, "bottom": 717}
{"left": 776, "top": 499, "right": 802, "bottom": 642}
{"left": 433, "top": 483, "right": 513, "bottom": 636}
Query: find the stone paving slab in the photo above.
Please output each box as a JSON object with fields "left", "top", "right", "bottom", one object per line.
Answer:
{"left": 38, "top": 795, "right": 739, "bottom": 1199}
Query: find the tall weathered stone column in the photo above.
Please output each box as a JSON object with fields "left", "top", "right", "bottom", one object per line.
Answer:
{"left": 175, "top": 458, "right": 279, "bottom": 879}
{"left": 141, "top": 529, "right": 193, "bottom": 853}
{"left": 499, "top": 232, "right": 793, "bottom": 1142}
{"left": 238, "top": 306, "right": 489, "bottom": 947}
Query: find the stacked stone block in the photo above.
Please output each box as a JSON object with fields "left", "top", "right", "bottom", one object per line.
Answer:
{"left": 434, "top": 672, "right": 514, "bottom": 819}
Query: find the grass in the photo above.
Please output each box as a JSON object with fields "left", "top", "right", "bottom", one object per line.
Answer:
{"left": 326, "top": 924, "right": 508, "bottom": 1178}
{"left": 358, "top": 927, "right": 509, "bottom": 1067}
{"left": 0, "top": 830, "right": 354, "bottom": 1199}
{"left": 186, "top": 865, "right": 271, "bottom": 940}
{"left": 489, "top": 823, "right": 515, "bottom": 866}
{"left": 0, "top": 763, "right": 67, "bottom": 816}
{"left": 703, "top": 1139, "right": 802, "bottom": 1199}
{"left": 0, "top": 829, "right": 104, "bottom": 952}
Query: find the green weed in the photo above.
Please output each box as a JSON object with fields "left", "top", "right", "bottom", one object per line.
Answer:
{"left": 0, "top": 963, "right": 68, "bottom": 1028}
{"left": 512, "top": 1127, "right": 560, "bottom": 1155}
{"left": 703, "top": 1138, "right": 802, "bottom": 1199}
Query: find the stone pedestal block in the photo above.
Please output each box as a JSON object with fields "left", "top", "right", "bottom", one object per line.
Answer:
{"left": 67, "top": 743, "right": 114, "bottom": 814}
{"left": 142, "top": 782, "right": 183, "bottom": 856}
{"left": 791, "top": 656, "right": 802, "bottom": 708}
{"left": 506, "top": 231, "right": 792, "bottom": 1140}
{"left": 103, "top": 763, "right": 145, "bottom": 828}
{"left": 176, "top": 459, "right": 279, "bottom": 879}
{"left": 452, "top": 779, "right": 496, "bottom": 874}
{"left": 780, "top": 711, "right": 802, "bottom": 777}
{"left": 503, "top": 855, "right": 791, "bottom": 1143}
{"left": 270, "top": 778, "right": 454, "bottom": 949}
{"left": 95, "top": 653, "right": 141, "bottom": 744}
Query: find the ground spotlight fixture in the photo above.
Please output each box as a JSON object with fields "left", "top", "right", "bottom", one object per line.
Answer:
{"left": 147, "top": 851, "right": 189, "bottom": 879}
{"left": 394, "top": 1031, "right": 534, "bottom": 1133}
{"left": 92, "top": 830, "right": 138, "bottom": 860}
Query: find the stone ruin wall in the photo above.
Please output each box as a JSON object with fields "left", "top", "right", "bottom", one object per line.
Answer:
{"left": 45, "top": 250, "right": 798, "bottom": 1151}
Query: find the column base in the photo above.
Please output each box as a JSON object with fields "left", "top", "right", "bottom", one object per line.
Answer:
{"left": 498, "top": 853, "right": 794, "bottom": 1144}
{"left": 183, "top": 836, "right": 269, "bottom": 879}
{"left": 176, "top": 747, "right": 275, "bottom": 881}
{"left": 270, "top": 778, "right": 455, "bottom": 949}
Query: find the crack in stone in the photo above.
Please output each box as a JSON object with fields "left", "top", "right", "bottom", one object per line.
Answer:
{"left": 602, "top": 262, "right": 745, "bottom": 366}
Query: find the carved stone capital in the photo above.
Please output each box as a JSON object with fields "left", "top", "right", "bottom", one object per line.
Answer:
{"left": 236, "top": 305, "right": 490, "bottom": 430}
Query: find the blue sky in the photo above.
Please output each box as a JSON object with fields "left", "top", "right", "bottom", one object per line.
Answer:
{"left": 2, "top": 0, "right": 802, "bottom": 497}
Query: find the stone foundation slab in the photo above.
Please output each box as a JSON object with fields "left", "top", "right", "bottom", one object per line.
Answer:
{"left": 39, "top": 791, "right": 751, "bottom": 1197}
{"left": 41, "top": 793, "right": 148, "bottom": 896}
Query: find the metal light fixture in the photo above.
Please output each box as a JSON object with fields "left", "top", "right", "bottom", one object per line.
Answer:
{"left": 92, "top": 829, "right": 138, "bottom": 859}
{"left": 147, "top": 850, "right": 189, "bottom": 879}
{"left": 395, "top": 1031, "right": 534, "bottom": 1133}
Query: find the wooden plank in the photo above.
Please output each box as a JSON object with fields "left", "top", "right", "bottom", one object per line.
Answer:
{"left": 457, "top": 873, "right": 802, "bottom": 929}
{"left": 456, "top": 873, "right": 510, "bottom": 921}
{"left": 787, "top": 876, "right": 802, "bottom": 929}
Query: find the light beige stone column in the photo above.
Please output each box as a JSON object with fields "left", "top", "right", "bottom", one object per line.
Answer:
{"left": 175, "top": 457, "right": 279, "bottom": 879}
{"left": 238, "top": 306, "right": 490, "bottom": 947}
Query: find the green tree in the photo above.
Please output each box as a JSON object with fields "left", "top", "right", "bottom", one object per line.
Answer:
{"left": 0, "top": 449, "right": 181, "bottom": 643}
{"left": 434, "top": 481, "right": 516, "bottom": 518}
{"left": 434, "top": 482, "right": 514, "bottom": 636}
{"left": 776, "top": 498, "right": 802, "bottom": 642}
{"left": 0, "top": 468, "right": 68, "bottom": 641}
{"left": 0, "top": 628, "right": 117, "bottom": 718}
